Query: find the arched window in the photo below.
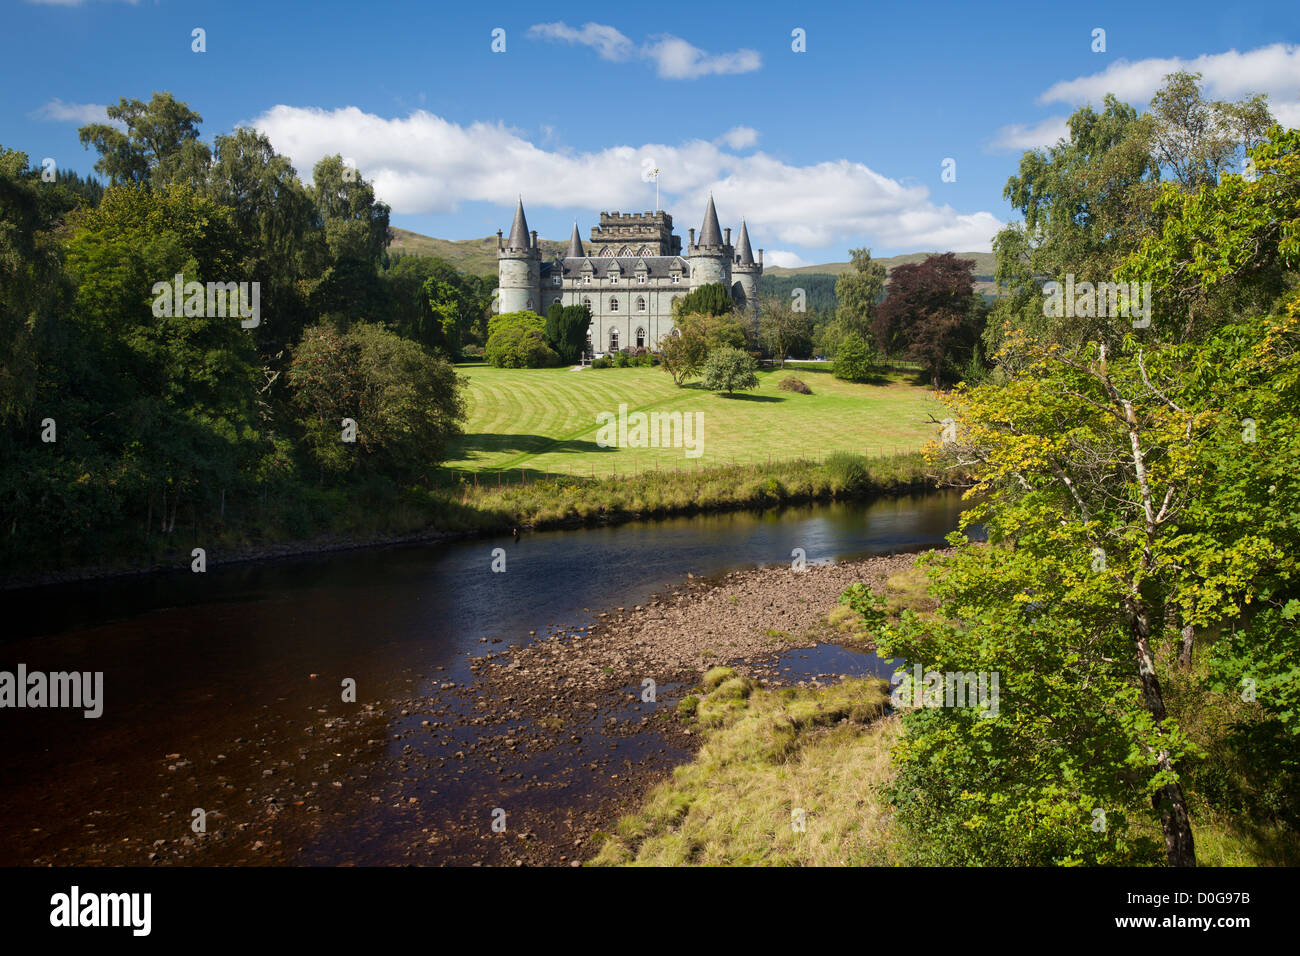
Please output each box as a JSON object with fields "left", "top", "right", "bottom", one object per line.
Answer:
{"left": 582, "top": 296, "right": 592, "bottom": 310}
{"left": 618, "top": 246, "right": 632, "bottom": 256}
{"left": 636, "top": 296, "right": 646, "bottom": 313}
{"left": 635, "top": 327, "right": 646, "bottom": 349}
{"left": 551, "top": 297, "right": 562, "bottom": 307}
{"left": 599, "top": 247, "right": 612, "bottom": 257}
{"left": 637, "top": 246, "right": 652, "bottom": 256}
{"left": 609, "top": 328, "right": 620, "bottom": 351}
{"left": 526, "top": 297, "right": 534, "bottom": 310}
{"left": 609, "top": 297, "right": 619, "bottom": 312}
{"left": 670, "top": 327, "right": 681, "bottom": 338}
{"left": 731, "top": 282, "right": 747, "bottom": 308}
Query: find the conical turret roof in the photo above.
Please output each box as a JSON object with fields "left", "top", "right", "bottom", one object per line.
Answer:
{"left": 736, "top": 219, "right": 755, "bottom": 265}
{"left": 566, "top": 222, "right": 584, "bottom": 258}
{"left": 698, "top": 195, "right": 723, "bottom": 247}
{"left": 507, "top": 198, "right": 530, "bottom": 249}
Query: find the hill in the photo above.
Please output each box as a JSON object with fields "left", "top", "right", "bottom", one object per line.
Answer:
{"left": 389, "top": 228, "right": 999, "bottom": 294}
{"left": 389, "top": 228, "right": 569, "bottom": 276}
{"left": 767, "top": 251, "right": 998, "bottom": 298}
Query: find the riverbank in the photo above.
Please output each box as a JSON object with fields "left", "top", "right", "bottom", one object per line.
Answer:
{"left": 7, "top": 547, "right": 934, "bottom": 866}
{"left": 2, "top": 452, "right": 949, "bottom": 591}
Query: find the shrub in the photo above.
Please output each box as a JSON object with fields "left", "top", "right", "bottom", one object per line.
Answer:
{"left": 778, "top": 376, "right": 812, "bottom": 394}
{"left": 702, "top": 347, "right": 759, "bottom": 395}
{"left": 614, "top": 350, "right": 630, "bottom": 368}
{"left": 833, "top": 333, "right": 875, "bottom": 382}
{"left": 591, "top": 356, "right": 612, "bottom": 369}
{"left": 486, "top": 322, "right": 559, "bottom": 368}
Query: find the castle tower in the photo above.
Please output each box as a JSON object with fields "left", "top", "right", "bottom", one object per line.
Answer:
{"left": 497, "top": 198, "right": 541, "bottom": 314}
{"left": 687, "top": 195, "right": 732, "bottom": 291}
{"left": 565, "top": 221, "right": 584, "bottom": 259}
{"left": 732, "top": 219, "right": 762, "bottom": 323}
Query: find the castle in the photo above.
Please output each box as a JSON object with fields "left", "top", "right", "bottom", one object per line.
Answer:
{"left": 496, "top": 196, "right": 762, "bottom": 355}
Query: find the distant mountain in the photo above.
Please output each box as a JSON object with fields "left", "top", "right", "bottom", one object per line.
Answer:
{"left": 767, "top": 251, "right": 999, "bottom": 297}
{"left": 388, "top": 228, "right": 568, "bottom": 276}
{"left": 764, "top": 250, "right": 996, "bottom": 277}
{"left": 388, "top": 227, "right": 999, "bottom": 293}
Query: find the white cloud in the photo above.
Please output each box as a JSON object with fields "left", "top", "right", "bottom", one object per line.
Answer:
{"left": 988, "top": 115, "right": 1070, "bottom": 152}
{"left": 30, "top": 98, "right": 117, "bottom": 125}
{"left": 716, "top": 126, "right": 759, "bottom": 150}
{"left": 1038, "top": 43, "right": 1300, "bottom": 129}
{"left": 527, "top": 21, "right": 761, "bottom": 80}
{"left": 526, "top": 22, "right": 635, "bottom": 61}
{"left": 764, "top": 250, "right": 810, "bottom": 269}
{"left": 252, "top": 104, "right": 1003, "bottom": 254}
{"left": 643, "top": 35, "right": 761, "bottom": 79}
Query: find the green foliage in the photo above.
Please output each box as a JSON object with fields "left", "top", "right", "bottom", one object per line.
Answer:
{"left": 485, "top": 311, "right": 557, "bottom": 368}
{"left": 78, "top": 92, "right": 211, "bottom": 188}
{"left": 832, "top": 333, "right": 874, "bottom": 382}
{"left": 834, "top": 248, "right": 887, "bottom": 338}
{"left": 672, "top": 281, "right": 733, "bottom": 318}
{"left": 757, "top": 273, "right": 838, "bottom": 314}
{"left": 205, "top": 126, "right": 322, "bottom": 358}
{"left": 544, "top": 302, "right": 592, "bottom": 364}
{"left": 1116, "top": 124, "right": 1300, "bottom": 340}
{"left": 871, "top": 547, "right": 1170, "bottom": 866}
{"left": 987, "top": 95, "right": 1159, "bottom": 355}
{"left": 0, "top": 92, "right": 491, "bottom": 576}
{"left": 759, "top": 297, "right": 813, "bottom": 367}
{"left": 288, "top": 322, "right": 465, "bottom": 480}
{"left": 701, "top": 347, "right": 759, "bottom": 395}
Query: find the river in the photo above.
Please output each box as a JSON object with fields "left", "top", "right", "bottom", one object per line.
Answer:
{"left": 0, "top": 491, "right": 968, "bottom": 865}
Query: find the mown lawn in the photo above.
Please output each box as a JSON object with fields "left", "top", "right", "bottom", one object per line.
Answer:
{"left": 445, "top": 363, "right": 945, "bottom": 477}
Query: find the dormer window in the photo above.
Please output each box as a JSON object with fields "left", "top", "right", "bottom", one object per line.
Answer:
{"left": 671, "top": 274, "right": 680, "bottom": 284}
{"left": 610, "top": 273, "right": 619, "bottom": 284}
{"left": 553, "top": 276, "right": 561, "bottom": 286}
{"left": 583, "top": 275, "right": 592, "bottom": 284}
{"left": 638, "top": 274, "right": 647, "bottom": 284}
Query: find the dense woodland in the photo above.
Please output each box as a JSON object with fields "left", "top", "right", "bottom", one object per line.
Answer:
{"left": 1, "top": 93, "right": 499, "bottom": 573}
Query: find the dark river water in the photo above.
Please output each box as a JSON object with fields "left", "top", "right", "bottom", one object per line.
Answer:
{"left": 0, "top": 491, "right": 968, "bottom": 865}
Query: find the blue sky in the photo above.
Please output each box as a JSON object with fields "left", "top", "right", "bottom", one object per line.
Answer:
{"left": 5, "top": 0, "right": 1300, "bottom": 264}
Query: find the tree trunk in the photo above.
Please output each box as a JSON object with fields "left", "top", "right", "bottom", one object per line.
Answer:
{"left": 1178, "top": 622, "right": 1194, "bottom": 670}
{"left": 1129, "top": 599, "right": 1197, "bottom": 866}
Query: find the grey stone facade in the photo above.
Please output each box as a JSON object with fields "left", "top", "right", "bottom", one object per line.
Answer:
{"left": 496, "top": 196, "right": 762, "bottom": 354}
